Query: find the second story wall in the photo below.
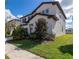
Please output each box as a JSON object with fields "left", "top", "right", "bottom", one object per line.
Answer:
{"left": 32, "top": 3, "right": 66, "bottom": 21}
{"left": 33, "top": 4, "right": 56, "bottom": 15}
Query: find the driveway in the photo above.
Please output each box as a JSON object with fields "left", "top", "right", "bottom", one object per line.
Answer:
{"left": 5, "top": 43, "right": 44, "bottom": 59}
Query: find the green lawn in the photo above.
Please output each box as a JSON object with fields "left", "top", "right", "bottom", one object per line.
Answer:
{"left": 11, "top": 34, "right": 73, "bottom": 59}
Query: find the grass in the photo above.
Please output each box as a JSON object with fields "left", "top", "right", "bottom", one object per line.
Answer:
{"left": 5, "top": 55, "right": 9, "bottom": 59}
{"left": 10, "top": 34, "right": 73, "bottom": 59}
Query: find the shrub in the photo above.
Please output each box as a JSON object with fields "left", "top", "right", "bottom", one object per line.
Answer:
{"left": 29, "top": 33, "right": 36, "bottom": 40}
{"left": 5, "top": 20, "right": 16, "bottom": 36}
{"left": 35, "top": 18, "right": 48, "bottom": 41}
{"left": 44, "top": 34, "right": 55, "bottom": 41}
{"left": 5, "top": 25, "right": 11, "bottom": 36}
{"left": 5, "top": 30, "right": 10, "bottom": 36}
{"left": 12, "top": 26, "right": 28, "bottom": 40}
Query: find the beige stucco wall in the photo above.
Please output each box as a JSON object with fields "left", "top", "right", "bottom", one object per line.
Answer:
{"left": 53, "top": 5, "right": 66, "bottom": 36}
{"left": 21, "top": 3, "right": 66, "bottom": 36}
{"left": 32, "top": 4, "right": 66, "bottom": 36}
{"left": 22, "top": 15, "right": 65, "bottom": 36}
{"left": 28, "top": 15, "right": 56, "bottom": 35}
{"left": 33, "top": 4, "right": 56, "bottom": 15}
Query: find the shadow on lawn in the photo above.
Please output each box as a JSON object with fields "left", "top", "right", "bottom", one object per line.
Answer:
{"left": 59, "top": 44, "right": 73, "bottom": 55}
{"left": 7, "top": 40, "right": 41, "bottom": 50}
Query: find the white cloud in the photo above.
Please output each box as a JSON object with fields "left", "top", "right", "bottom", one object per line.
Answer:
{"left": 63, "top": 5, "right": 73, "bottom": 10}
{"left": 56, "top": 0, "right": 73, "bottom": 29}
{"left": 5, "top": 9, "right": 17, "bottom": 22}
{"left": 53, "top": 0, "right": 73, "bottom": 18}
{"left": 66, "top": 15, "right": 73, "bottom": 29}
{"left": 66, "top": 13, "right": 73, "bottom": 18}
{"left": 59, "top": 0, "right": 73, "bottom": 18}
{"left": 60, "top": 0, "right": 73, "bottom": 7}
{"left": 17, "top": 15, "right": 23, "bottom": 18}
{"left": 5, "top": 9, "right": 16, "bottom": 19}
{"left": 55, "top": 0, "right": 63, "bottom": 3}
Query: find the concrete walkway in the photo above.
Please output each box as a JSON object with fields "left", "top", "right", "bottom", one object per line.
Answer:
{"left": 5, "top": 43, "right": 44, "bottom": 59}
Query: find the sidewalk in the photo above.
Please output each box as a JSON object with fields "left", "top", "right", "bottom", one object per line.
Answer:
{"left": 5, "top": 43, "right": 44, "bottom": 59}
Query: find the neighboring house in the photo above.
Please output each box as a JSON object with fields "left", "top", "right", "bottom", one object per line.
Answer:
{"left": 5, "top": 19, "right": 21, "bottom": 36}
{"left": 66, "top": 28, "right": 73, "bottom": 34}
{"left": 5, "top": 10, "right": 17, "bottom": 23}
{"left": 20, "top": 1, "right": 66, "bottom": 36}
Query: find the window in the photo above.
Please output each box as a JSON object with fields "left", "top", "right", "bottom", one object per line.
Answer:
{"left": 42, "top": 10, "right": 44, "bottom": 14}
{"left": 28, "top": 16, "right": 31, "bottom": 19}
{"left": 22, "top": 18, "right": 27, "bottom": 23}
{"left": 62, "top": 26, "right": 63, "bottom": 32}
{"left": 46, "top": 9, "right": 49, "bottom": 13}
{"left": 42, "top": 9, "right": 49, "bottom": 14}
{"left": 29, "top": 24, "right": 33, "bottom": 27}
{"left": 29, "top": 24, "right": 33, "bottom": 33}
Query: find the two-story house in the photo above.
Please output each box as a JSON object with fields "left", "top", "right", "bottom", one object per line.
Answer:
{"left": 20, "top": 1, "right": 66, "bottom": 36}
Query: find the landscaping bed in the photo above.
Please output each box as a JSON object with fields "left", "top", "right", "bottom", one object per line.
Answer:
{"left": 11, "top": 34, "right": 73, "bottom": 59}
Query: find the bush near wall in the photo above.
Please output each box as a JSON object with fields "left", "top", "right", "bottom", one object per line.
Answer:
{"left": 12, "top": 26, "right": 28, "bottom": 40}
{"left": 35, "top": 18, "right": 55, "bottom": 41}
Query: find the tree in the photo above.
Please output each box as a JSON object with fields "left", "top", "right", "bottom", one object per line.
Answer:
{"left": 5, "top": 21, "right": 15, "bottom": 36}
{"left": 35, "top": 18, "right": 48, "bottom": 41}
{"left": 5, "top": 20, "right": 19, "bottom": 36}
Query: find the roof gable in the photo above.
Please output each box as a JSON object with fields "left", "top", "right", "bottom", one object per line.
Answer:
{"left": 20, "top": 1, "right": 66, "bottom": 19}
{"left": 31, "top": 1, "right": 66, "bottom": 19}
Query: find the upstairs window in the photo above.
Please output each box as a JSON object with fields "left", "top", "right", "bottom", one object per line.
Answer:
{"left": 45, "top": 9, "right": 49, "bottom": 13}
{"left": 29, "top": 24, "right": 33, "bottom": 33}
{"left": 42, "top": 9, "right": 49, "bottom": 14}
{"left": 28, "top": 16, "right": 31, "bottom": 19}
{"left": 42, "top": 10, "right": 44, "bottom": 14}
{"left": 22, "top": 18, "right": 27, "bottom": 23}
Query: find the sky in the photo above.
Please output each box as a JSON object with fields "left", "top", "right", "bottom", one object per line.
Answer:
{"left": 66, "top": 16, "right": 73, "bottom": 29}
{"left": 5, "top": 0, "right": 73, "bottom": 29}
